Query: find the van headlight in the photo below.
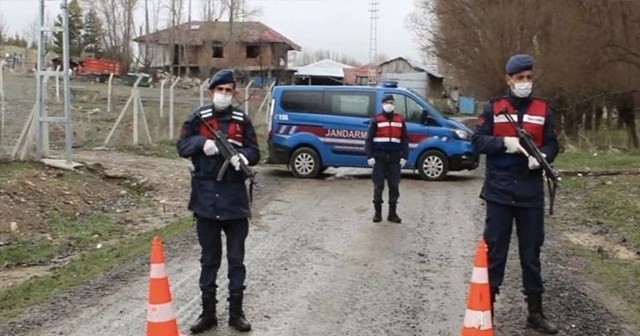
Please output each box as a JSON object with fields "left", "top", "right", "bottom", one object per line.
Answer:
{"left": 453, "top": 129, "right": 470, "bottom": 141}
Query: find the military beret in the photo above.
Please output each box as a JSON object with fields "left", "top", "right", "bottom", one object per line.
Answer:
{"left": 382, "top": 94, "right": 395, "bottom": 103}
{"left": 505, "top": 54, "right": 533, "bottom": 75}
{"left": 208, "top": 69, "right": 236, "bottom": 90}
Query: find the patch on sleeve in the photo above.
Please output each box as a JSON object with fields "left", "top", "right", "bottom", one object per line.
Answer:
{"left": 180, "top": 127, "right": 189, "bottom": 136}
{"left": 553, "top": 127, "right": 558, "bottom": 136}
{"left": 475, "top": 115, "right": 485, "bottom": 127}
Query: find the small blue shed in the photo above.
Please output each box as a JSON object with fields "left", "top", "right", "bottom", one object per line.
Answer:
{"left": 458, "top": 96, "right": 476, "bottom": 115}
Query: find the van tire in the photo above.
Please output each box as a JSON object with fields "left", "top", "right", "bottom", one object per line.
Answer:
{"left": 289, "top": 147, "right": 321, "bottom": 178}
{"left": 417, "top": 150, "right": 448, "bottom": 181}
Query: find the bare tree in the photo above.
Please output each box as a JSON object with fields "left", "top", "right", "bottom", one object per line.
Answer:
{"left": 164, "top": 0, "right": 185, "bottom": 75}
{"left": 222, "top": 0, "right": 263, "bottom": 66}
{"left": 201, "top": 0, "right": 226, "bottom": 21}
{"left": 0, "top": 12, "right": 9, "bottom": 44}
{"left": 407, "top": 0, "right": 640, "bottom": 148}
{"left": 139, "top": 0, "right": 164, "bottom": 69}
{"left": 119, "top": 0, "right": 139, "bottom": 69}
{"left": 24, "top": 18, "right": 39, "bottom": 50}
{"left": 85, "top": 0, "right": 138, "bottom": 69}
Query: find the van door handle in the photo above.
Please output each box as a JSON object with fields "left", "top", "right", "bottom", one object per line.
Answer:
{"left": 363, "top": 120, "right": 370, "bottom": 124}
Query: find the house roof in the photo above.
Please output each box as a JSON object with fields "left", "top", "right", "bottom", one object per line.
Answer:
{"left": 378, "top": 56, "right": 444, "bottom": 78}
{"left": 132, "top": 21, "right": 301, "bottom": 51}
{"left": 292, "top": 59, "right": 355, "bottom": 78}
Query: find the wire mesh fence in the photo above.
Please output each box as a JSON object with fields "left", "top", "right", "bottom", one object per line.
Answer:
{"left": 0, "top": 67, "right": 272, "bottom": 161}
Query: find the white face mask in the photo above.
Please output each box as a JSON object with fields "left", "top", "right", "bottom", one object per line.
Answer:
{"left": 382, "top": 103, "right": 394, "bottom": 113}
{"left": 511, "top": 82, "right": 533, "bottom": 98}
{"left": 213, "top": 93, "right": 232, "bottom": 110}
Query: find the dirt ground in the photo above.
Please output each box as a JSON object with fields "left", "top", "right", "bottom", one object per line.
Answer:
{"left": 0, "top": 151, "right": 637, "bottom": 336}
{"left": 0, "top": 148, "right": 195, "bottom": 290}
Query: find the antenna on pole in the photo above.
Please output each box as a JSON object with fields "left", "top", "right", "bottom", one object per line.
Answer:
{"left": 368, "top": 0, "right": 379, "bottom": 86}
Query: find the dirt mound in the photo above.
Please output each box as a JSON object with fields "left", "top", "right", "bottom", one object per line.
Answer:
{"left": 0, "top": 159, "right": 153, "bottom": 289}
{"left": 0, "top": 161, "right": 144, "bottom": 242}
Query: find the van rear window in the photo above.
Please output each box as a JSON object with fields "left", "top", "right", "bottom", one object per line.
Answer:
{"left": 280, "top": 90, "right": 324, "bottom": 114}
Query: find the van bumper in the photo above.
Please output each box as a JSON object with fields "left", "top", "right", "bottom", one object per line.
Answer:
{"left": 449, "top": 152, "right": 479, "bottom": 171}
{"left": 266, "top": 141, "right": 290, "bottom": 164}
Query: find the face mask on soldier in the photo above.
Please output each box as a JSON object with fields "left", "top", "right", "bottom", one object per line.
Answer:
{"left": 382, "top": 103, "right": 394, "bottom": 113}
{"left": 510, "top": 81, "right": 533, "bottom": 98}
{"left": 213, "top": 93, "right": 233, "bottom": 110}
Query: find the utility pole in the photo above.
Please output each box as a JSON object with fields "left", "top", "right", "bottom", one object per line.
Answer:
{"left": 368, "top": 0, "right": 380, "bottom": 86}
{"left": 36, "top": 0, "right": 73, "bottom": 164}
{"left": 188, "top": 0, "right": 192, "bottom": 22}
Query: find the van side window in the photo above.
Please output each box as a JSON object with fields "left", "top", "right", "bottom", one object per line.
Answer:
{"left": 386, "top": 93, "right": 424, "bottom": 124}
{"left": 280, "top": 90, "right": 324, "bottom": 114}
{"left": 324, "top": 91, "right": 375, "bottom": 118}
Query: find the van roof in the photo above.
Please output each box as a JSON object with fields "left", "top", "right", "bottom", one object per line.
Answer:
{"left": 273, "top": 84, "right": 410, "bottom": 93}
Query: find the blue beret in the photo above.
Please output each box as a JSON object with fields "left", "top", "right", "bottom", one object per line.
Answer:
{"left": 382, "top": 94, "right": 394, "bottom": 103}
{"left": 208, "top": 69, "right": 236, "bottom": 90}
{"left": 505, "top": 54, "right": 533, "bottom": 75}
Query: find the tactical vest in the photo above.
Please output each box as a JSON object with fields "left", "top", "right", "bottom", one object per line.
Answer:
{"left": 492, "top": 97, "right": 547, "bottom": 147}
{"left": 373, "top": 113, "right": 404, "bottom": 144}
{"left": 198, "top": 109, "right": 245, "bottom": 147}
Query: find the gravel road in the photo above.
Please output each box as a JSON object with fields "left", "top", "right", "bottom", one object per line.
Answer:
{"left": 2, "top": 163, "right": 637, "bottom": 336}
{"left": 4, "top": 167, "right": 480, "bottom": 336}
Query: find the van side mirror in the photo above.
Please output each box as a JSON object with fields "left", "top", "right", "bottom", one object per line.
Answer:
{"left": 423, "top": 114, "right": 440, "bottom": 127}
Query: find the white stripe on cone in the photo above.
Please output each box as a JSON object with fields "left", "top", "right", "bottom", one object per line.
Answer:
{"left": 149, "top": 263, "right": 167, "bottom": 279}
{"left": 463, "top": 308, "right": 493, "bottom": 330}
{"left": 470, "top": 266, "right": 489, "bottom": 284}
{"left": 147, "top": 301, "right": 177, "bottom": 323}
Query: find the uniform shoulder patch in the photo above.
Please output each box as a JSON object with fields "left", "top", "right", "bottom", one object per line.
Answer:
{"left": 198, "top": 107, "right": 214, "bottom": 120}
{"left": 231, "top": 110, "right": 245, "bottom": 122}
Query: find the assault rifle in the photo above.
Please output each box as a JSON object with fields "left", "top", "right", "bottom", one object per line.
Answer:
{"left": 197, "top": 114, "right": 256, "bottom": 204}
{"left": 499, "top": 108, "right": 560, "bottom": 215}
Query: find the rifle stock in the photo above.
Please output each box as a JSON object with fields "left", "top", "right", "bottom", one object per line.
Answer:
{"left": 499, "top": 108, "right": 559, "bottom": 215}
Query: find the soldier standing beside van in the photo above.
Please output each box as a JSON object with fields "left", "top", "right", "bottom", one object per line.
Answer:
{"left": 365, "top": 94, "right": 409, "bottom": 223}
{"left": 471, "top": 54, "right": 559, "bottom": 334}
{"left": 177, "top": 69, "right": 260, "bottom": 334}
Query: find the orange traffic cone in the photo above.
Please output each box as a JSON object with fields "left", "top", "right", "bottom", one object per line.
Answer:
{"left": 146, "top": 236, "right": 185, "bottom": 336}
{"left": 461, "top": 237, "right": 494, "bottom": 336}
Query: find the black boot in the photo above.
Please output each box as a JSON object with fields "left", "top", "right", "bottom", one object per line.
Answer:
{"left": 228, "top": 292, "right": 251, "bottom": 332}
{"left": 189, "top": 295, "right": 217, "bottom": 334}
{"left": 387, "top": 204, "right": 401, "bottom": 223}
{"left": 526, "top": 294, "right": 558, "bottom": 334}
{"left": 490, "top": 291, "right": 496, "bottom": 326}
{"left": 373, "top": 203, "right": 382, "bottom": 222}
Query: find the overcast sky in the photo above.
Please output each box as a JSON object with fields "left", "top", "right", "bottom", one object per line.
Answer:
{"left": 0, "top": 0, "right": 425, "bottom": 63}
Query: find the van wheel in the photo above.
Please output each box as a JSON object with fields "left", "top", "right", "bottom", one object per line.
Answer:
{"left": 289, "top": 147, "right": 321, "bottom": 178}
{"left": 417, "top": 150, "right": 448, "bottom": 181}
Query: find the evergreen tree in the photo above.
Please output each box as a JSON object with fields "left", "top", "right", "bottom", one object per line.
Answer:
{"left": 82, "top": 9, "right": 103, "bottom": 56}
{"left": 52, "top": 0, "right": 84, "bottom": 57}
